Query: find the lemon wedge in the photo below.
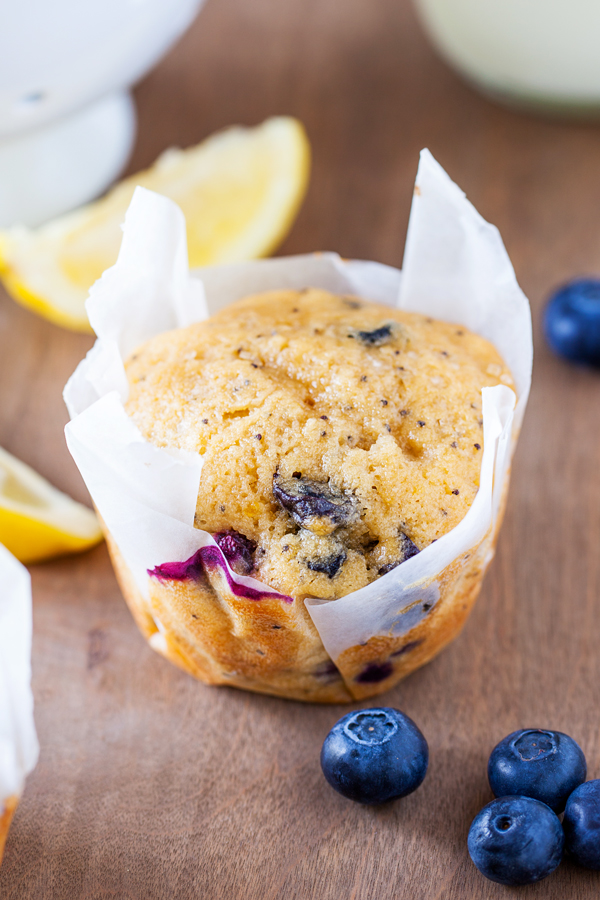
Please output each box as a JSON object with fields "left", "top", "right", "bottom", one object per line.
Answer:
{"left": 0, "top": 446, "right": 103, "bottom": 563}
{"left": 0, "top": 116, "right": 310, "bottom": 333}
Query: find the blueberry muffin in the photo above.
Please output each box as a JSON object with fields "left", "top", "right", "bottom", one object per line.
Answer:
{"left": 0, "top": 796, "right": 17, "bottom": 864}
{"left": 107, "top": 287, "right": 514, "bottom": 702}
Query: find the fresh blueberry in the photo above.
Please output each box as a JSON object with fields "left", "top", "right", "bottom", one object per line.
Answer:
{"left": 488, "top": 729, "right": 586, "bottom": 813}
{"left": 468, "top": 796, "right": 564, "bottom": 885}
{"left": 320, "top": 707, "right": 428, "bottom": 804}
{"left": 563, "top": 780, "right": 600, "bottom": 869}
{"left": 544, "top": 278, "right": 600, "bottom": 367}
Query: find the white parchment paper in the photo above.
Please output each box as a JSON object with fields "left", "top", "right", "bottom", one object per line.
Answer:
{"left": 0, "top": 545, "right": 39, "bottom": 806}
{"left": 65, "top": 150, "right": 533, "bottom": 664}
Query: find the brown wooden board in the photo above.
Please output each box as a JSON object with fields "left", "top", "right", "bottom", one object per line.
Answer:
{"left": 1, "top": 0, "right": 600, "bottom": 896}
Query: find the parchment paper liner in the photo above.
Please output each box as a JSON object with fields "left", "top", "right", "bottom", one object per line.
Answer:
{"left": 65, "top": 150, "right": 532, "bottom": 702}
{"left": 0, "top": 545, "right": 39, "bottom": 862}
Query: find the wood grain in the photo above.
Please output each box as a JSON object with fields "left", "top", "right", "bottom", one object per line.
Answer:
{"left": 2, "top": 0, "right": 600, "bottom": 896}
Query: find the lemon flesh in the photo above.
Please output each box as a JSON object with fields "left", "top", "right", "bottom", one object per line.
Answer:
{"left": 0, "top": 446, "right": 103, "bottom": 563}
{"left": 0, "top": 117, "right": 310, "bottom": 333}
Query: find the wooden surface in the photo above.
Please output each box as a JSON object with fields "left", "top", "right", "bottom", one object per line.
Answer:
{"left": 1, "top": 0, "right": 600, "bottom": 896}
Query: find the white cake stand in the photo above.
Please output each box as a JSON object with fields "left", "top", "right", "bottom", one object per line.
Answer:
{"left": 0, "top": 0, "right": 206, "bottom": 228}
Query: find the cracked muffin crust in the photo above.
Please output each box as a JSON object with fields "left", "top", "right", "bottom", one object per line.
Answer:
{"left": 117, "top": 288, "right": 514, "bottom": 701}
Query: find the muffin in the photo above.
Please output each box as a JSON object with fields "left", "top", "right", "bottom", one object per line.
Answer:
{"left": 0, "top": 545, "right": 38, "bottom": 864}
{"left": 65, "top": 160, "right": 532, "bottom": 704}
{"left": 0, "top": 797, "right": 17, "bottom": 864}
{"left": 104, "top": 286, "right": 515, "bottom": 702}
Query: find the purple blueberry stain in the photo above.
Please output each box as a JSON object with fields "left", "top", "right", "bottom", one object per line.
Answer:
{"left": 149, "top": 544, "right": 293, "bottom": 604}
{"left": 356, "top": 661, "right": 394, "bottom": 684}
{"left": 314, "top": 659, "right": 342, "bottom": 681}
{"left": 150, "top": 554, "right": 205, "bottom": 581}
{"left": 391, "top": 639, "right": 423, "bottom": 657}
{"left": 199, "top": 545, "right": 294, "bottom": 604}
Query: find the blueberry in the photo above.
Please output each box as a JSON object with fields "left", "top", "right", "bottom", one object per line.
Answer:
{"left": 314, "top": 659, "right": 342, "bottom": 681}
{"left": 213, "top": 530, "right": 256, "bottom": 575}
{"left": 544, "top": 278, "right": 600, "bottom": 367}
{"left": 298, "top": 532, "right": 348, "bottom": 577}
{"left": 563, "top": 780, "right": 600, "bottom": 869}
{"left": 399, "top": 531, "right": 420, "bottom": 560}
{"left": 488, "top": 729, "right": 586, "bottom": 813}
{"left": 273, "top": 474, "right": 357, "bottom": 535}
{"left": 355, "top": 324, "right": 393, "bottom": 346}
{"left": 306, "top": 549, "right": 346, "bottom": 577}
{"left": 468, "top": 796, "right": 564, "bottom": 886}
{"left": 378, "top": 531, "right": 420, "bottom": 575}
{"left": 355, "top": 662, "right": 393, "bottom": 684}
{"left": 320, "top": 707, "right": 428, "bottom": 804}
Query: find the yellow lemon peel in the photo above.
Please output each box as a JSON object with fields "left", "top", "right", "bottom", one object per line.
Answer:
{"left": 0, "top": 446, "right": 103, "bottom": 563}
{"left": 0, "top": 116, "right": 310, "bottom": 333}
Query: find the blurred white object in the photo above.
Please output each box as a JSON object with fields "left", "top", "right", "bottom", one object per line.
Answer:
{"left": 414, "top": 0, "right": 600, "bottom": 115}
{"left": 0, "top": 544, "right": 38, "bottom": 840}
{"left": 0, "top": 0, "right": 205, "bottom": 227}
{"left": 0, "top": 92, "right": 135, "bottom": 230}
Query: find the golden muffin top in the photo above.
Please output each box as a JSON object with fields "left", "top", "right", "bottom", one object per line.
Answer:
{"left": 125, "top": 288, "right": 513, "bottom": 601}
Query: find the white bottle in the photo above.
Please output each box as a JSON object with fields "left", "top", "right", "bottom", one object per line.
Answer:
{"left": 414, "top": 0, "right": 600, "bottom": 114}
